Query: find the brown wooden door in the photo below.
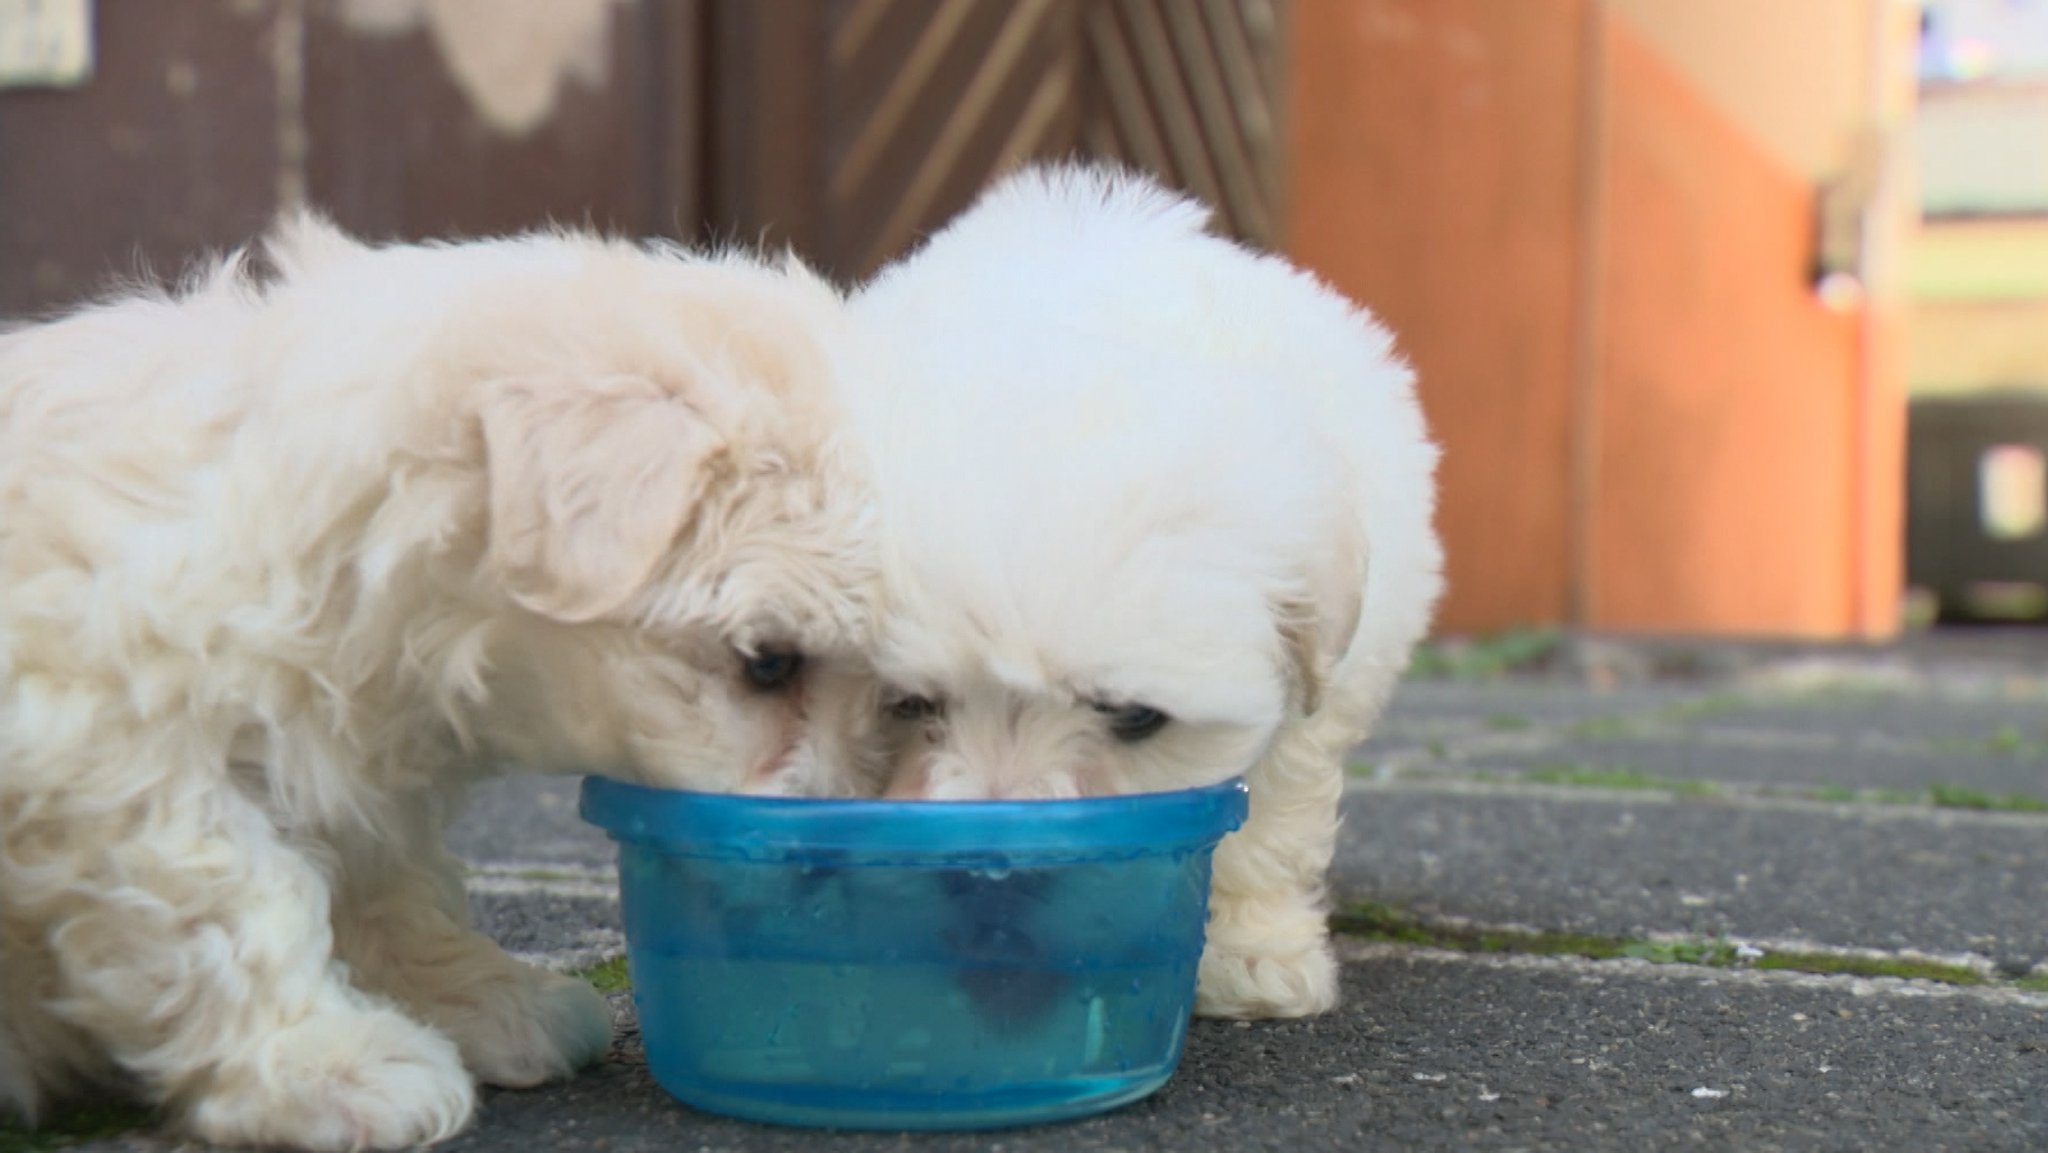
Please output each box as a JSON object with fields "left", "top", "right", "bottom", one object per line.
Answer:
{"left": 2, "top": 0, "right": 1286, "bottom": 316}
{"left": 708, "top": 0, "right": 1287, "bottom": 281}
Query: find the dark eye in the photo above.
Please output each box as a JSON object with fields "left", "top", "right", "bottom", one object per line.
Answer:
{"left": 740, "top": 648, "right": 804, "bottom": 692}
{"left": 1096, "top": 702, "right": 1170, "bottom": 742}
{"left": 886, "top": 694, "right": 942, "bottom": 722}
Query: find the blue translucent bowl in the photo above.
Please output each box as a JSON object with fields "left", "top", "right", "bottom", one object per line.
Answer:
{"left": 578, "top": 776, "right": 1248, "bottom": 1131}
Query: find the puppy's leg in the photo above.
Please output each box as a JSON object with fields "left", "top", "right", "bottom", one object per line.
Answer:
{"left": 332, "top": 813, "right": 612, "bottom": 1088}
{"left": 1195, "top": 722, "right": 1345, "bottom": 1019}
{"left": 0, "top": 953, "right": 121, "bottom": 1128}
{"left": 9, "top": 754, "right": 474, "bottom": 1151}
{"left": 0, "top": 1016, "right": 33, "bottom": 1124}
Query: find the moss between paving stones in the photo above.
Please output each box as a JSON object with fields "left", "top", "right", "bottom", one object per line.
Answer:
{"left": 1407, "top": 628, "right": 1565, "bottom": 681}
{"left": 1565, "top": 715, "right": 1640, "bottom": 741}
{"left": 1331, "top": 901, "right": 1636, "bottom": 961}
{"left": 1929, "top": 725, "right": 2048, "bottom": 760}
{"left": 578, "top": 954, "right": 633, "bottom": 993}
{"left": 0, "top": 1102, "right": 153, "bottom": 1153}
{"left": 1925, "top": 783, "right": 2048, "bottom": 813}
{"left": 1750, "top": 951, "right": 1987, "bottom": 985}
{"left": 1330, "top": 901, "right": 2000, "bottom": 989}
{"left": 1656, "top": 692, "right": 1745, "bottom": 723}
{"left": 1441, "top": 764, "right": 2048, "bottom": 813}
{"left": 1522, "top": 764, "right": 1723, "bottom": 797}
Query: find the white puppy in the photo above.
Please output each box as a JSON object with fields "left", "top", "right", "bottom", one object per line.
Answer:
{"left": 0, "top": 219, "right": 879, "bottom": 1148}
{"left": 845, "top": 164, "right": 1443, "bottom": 1019}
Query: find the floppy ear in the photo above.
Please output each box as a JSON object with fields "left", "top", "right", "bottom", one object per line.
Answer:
{"left": 479, "top": 376, "right": 726, "bottom": 623}
{"left": 1278, "top": 513, "right": 1368, "bottom": 716}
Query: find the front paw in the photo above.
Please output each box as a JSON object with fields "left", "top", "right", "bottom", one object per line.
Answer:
{"left": 1195, "top": 937, "right": 1340, "bottom": 1019}
{"left": 184, "top": 999, "right": 474, "bottom": 1151}
{"left": 439, "top": 964, "right": 613, "bottom": 1088}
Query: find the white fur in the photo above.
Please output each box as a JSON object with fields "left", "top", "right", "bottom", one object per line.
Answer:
{"left": 0, "top": 218, "right": 879, "bottom": 1147}
{"left": 845, "top": 163, "right": 1443, "bottom": 1018}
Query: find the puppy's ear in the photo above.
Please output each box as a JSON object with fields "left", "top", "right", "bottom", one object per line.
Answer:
{"left": 480, "top": 376, "right": 726, "bottom": 623}
{"left": 1278, "top": 514, "right": 1368, "bottom": 716}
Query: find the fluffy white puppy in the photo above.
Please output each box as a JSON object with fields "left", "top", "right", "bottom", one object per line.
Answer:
{"left": 846, "top": 164, "right": 1442, "bottom": 1019}
{"left": 0, "top": 219, "right": 878, "bottom": 1149}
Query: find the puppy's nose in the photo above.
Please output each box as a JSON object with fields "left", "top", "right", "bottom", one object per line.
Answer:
{"left": 883, "top": 759, "right": 932, "bottom": 799}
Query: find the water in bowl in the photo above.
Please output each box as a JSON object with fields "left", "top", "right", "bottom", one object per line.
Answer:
{"left": 620, "top": 854, "right": 1211, "bottom": 1128}
{"left": 636, "top": 953, "right": 1192, "bottom": 1125}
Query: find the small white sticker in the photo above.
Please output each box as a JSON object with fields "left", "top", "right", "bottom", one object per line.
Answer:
{"left": 0, "top": 0, "right": 93, "bottom": 90}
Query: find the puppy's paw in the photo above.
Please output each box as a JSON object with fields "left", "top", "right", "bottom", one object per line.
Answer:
{"left": 184, "top": 1000, "right": 474, "bottom": 1151}
{"left": 1194, "top": 938, "right": 1340, "bottom": 1019}
{"left": 439, "top": 963, "right": 614, "bottom": 1089}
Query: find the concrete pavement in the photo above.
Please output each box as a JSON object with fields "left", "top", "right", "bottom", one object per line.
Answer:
{"left": 13, "top": 631, "right": 2048, "bottom": 1151}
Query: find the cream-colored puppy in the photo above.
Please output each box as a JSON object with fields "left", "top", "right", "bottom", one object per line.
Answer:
{"left": 846, "top": 164, "right": 1442, "bottom": 1019}
{"left": 0, "top": 219, "right": 879, "bottom": 1149}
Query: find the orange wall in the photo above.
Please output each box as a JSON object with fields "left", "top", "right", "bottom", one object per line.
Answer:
{"left": 1287, "top": 0, "right": 1905, "bottom": 638}
{"left": 1287, "top": 0, "right": 1591, "bottom": 633}
{"left": 1587, "top": 19, "right": 1865, "bottom": 634}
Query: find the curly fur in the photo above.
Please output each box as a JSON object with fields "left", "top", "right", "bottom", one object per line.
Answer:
{"left": 845, "top": 163, "right": 1444, "bottom": 1018}
{"left": 0, "top": 217, "right": 879, "bottom": 1148}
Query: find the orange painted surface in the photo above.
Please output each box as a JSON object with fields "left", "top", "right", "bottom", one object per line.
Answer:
{"left": 1854, "top": 305, "right": 1908, "bottom": 637}
{"left": 1285, "top": 0, "right": 1591, "bottom": 635}
{"left": 1286, "top": 1, "right": 1905, "bottom": 639}
{"left": 1586, "top": 19, "right": 1867, "bottom": 636}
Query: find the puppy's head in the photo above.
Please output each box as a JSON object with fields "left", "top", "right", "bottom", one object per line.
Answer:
{"left": 314, "top": 228, "right": 891, "bottom": 797}
{"left": 841, "top": 164, "right": 1438, "bottom": 801}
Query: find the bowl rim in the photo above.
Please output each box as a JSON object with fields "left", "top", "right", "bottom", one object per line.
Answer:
{"left": 577, "top": 774, "right": 1249, "bottom": 859}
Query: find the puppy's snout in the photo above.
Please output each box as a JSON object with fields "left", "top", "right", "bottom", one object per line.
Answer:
{"left": 883, "top": 751, "right": 993, "bottom": 800}
{"left": 882, "top": 760, "right": 933, "bottom": 799}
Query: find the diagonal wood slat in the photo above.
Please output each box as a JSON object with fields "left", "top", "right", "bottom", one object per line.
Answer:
{"left": 1163, "top": 0, "right": 1267, "bottom": 238}
{"left": 831, "top": 0, "right": 981, "bottom": 203}
{"left": 1080, "top": 0, "right": 1286, "bottom": 246}
{"left": 796, "top": 0, "right": 1286, "bottom": 276}
{"left": 858, "top": 0, "right": 1063, "bottom": 271}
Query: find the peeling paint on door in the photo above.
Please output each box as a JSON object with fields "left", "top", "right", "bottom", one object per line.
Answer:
{"left": 0, "top": 0, "right": 94, "bottom": 90}
{"left": 335, "top": 0, "right": 634, "bottom": 136}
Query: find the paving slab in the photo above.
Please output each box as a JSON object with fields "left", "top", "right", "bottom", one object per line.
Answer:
{"left": 1334, "top": 785, "right": 2048, "bottom": 965}
{"left": 19, "top": 636, "right": 2048, "bottom": 1152}
{"left": 384, "top": 952, "right": 2048, "bottom": 1153}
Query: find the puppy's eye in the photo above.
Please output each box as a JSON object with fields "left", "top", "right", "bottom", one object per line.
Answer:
{"left": 886, "top": 694, "right": 943, "bottom": 722}
{"left": 1096, "top": 703, "right": 1170, "bottom": 742}
{"left": 740, "top": 648, "right": 804, "bottom": 692}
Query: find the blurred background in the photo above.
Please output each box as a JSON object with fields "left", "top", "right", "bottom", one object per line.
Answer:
{"left": 3, "top": 0, "right": 2044, "bottom": 643}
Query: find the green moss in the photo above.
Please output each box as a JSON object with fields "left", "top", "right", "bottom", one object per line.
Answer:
{"left": 1926, "top": 783, "right": 2048, "bottom": 813}
{"left": 1752, "top": 951, "right": 1987, "bottom": 986}
{"left": 1486, "top": 713, "right": 1532, "bottom": 731}
{"left": 1566, "top": 716, "right": 1637, "bottom": 741}
{"left": 1809, "top": 784, "right": 1859, "bottom": 803}
{"left": 508, "top": 867, "right": 593, "bottom": 883}
{"left": 1330, "top": 901, "right": 1632, "bottom": 961}
{"left": 1333, "top": 903, "right": 2032, "bottom": 995}
{"left": 0, "top": 1101, "right": 153, "bottom": 1153}
{"left": 577, "top": 955, "right": 633, "bottom": 993}
{"left": 1523, "top": 764, "right": 1721, "bottom": 797}
{"left": 1929, "top": 725, "right": 2048, "bottom": 759}
{"left": 1408, "top": 628, "right": 1564, "bottom": 681}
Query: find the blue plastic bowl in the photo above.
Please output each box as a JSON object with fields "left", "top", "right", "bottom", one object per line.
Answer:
{"left": 578, "top": 775, "right": 1248, "bottom": 1130}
